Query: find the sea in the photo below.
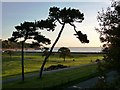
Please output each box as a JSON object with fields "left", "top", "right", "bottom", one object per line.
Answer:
{"left": 52, "top": 47, "right": 102, "bottom": 52}
{"left": 23, "top": 47, "right": 102, "bottom": 53}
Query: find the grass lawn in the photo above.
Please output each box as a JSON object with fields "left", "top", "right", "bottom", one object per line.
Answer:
{"left": 2, "top": 52, "right": 103, "bottom": 79}
{"left": 2, "top": 64, "right": 98, "bottom": 89}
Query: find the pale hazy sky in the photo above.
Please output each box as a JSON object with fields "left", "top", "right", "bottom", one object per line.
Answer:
{"left": 2, "top": 0, "right": 111, "bottom": 47}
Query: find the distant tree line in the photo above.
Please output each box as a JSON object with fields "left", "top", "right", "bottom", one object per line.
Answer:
{"left": 2, "top": 39, "right": 40, "bottom": 49}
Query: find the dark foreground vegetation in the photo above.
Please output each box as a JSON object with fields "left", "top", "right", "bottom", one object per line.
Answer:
{"left": 95, "top": 0, "right": 120, "bottom": 88}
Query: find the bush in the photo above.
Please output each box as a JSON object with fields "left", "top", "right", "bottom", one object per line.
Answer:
{"left": 44, "top": 64, "right": 69, "bottom": 71}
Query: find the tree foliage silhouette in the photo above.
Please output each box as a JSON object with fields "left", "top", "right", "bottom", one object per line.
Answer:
{"left": 96, "top": 1, "right": 120, "bottom": 74}
{"left": 39, "top": 7, "right": 89, "bottom": 79}
{"left": 9, "top": 21, "right": 51, "bottom": 81}
{"left": 58, "top": 47, "right": 71, "bottom": 61}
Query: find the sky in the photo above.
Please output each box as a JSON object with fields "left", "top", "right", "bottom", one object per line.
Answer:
{"left": 2, "top": 0, "right": 111, "bottom": 47}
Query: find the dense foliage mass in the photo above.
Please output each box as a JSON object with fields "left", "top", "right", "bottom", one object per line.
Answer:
{"left": 96, "top": 1, "right": 120, "bottom": 74}
{"left": 58, "top": 47, "right": 71, "bottom": 61}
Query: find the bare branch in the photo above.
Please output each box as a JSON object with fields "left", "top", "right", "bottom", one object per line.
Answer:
{"left": 69, "top": 23, "right": 77, "bottom": 33}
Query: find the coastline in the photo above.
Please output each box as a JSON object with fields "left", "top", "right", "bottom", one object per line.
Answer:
{"left": 2, "top": 47, "right": 102, "bottom": 53}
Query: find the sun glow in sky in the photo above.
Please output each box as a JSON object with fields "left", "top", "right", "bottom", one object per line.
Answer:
{"left": 2, "top": 0, "right": 111, "bottom": 47}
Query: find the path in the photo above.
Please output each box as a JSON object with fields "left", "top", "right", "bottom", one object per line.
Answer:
{"left": 64, "top": 71, "right": 118, "bottom": 90}
{"left": 2, "top": 63, "right": 95, "bottom": 83}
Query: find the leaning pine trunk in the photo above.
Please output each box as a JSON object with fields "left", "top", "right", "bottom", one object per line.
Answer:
{"left": 39, "top": 23, "right": 65, "bottom": 79}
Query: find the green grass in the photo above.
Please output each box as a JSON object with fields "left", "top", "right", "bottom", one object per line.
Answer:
{"left": 2, "top": 64, "right": 98, "bottom": 89}
{"left": 2, "top": 52, "right": 103, "bottom": 89}
{"left": 2, "top": 52, "right": 103, "bottom": 78}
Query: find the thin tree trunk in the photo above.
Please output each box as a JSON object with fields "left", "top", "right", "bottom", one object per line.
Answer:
{"left": 21, "top": 41, "right": 24, "bottom": 81}
{"left": 39, "top": 23, "right": 65, "bottom": 79}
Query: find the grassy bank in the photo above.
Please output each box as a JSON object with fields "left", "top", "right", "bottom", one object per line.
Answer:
{"left": 2, "top": 52, "right": 103, "bottom": 78}
{"left": 2, "top": 64, "right": 98, "bottom": 89}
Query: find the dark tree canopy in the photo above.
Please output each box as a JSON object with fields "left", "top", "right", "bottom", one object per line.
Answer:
{"left": 47, "top": 7, "right": 89, "bottom": 43}
{"left": 74, "top": 31, "right": 89, "bottom": 43}
{"left": 49, "top": 7, "right": 84, "bottom": 24}
{"left": 9, "top": 21, "right": 51, "bottom": 45}
{"left": 96, "top": 1, "right": 120, "bottom": 73}
{"left": 58, "top": 47, "right": 71, "bottom": 61}
{"left": 37, "top": 18, "right": 56, "bottom": 31}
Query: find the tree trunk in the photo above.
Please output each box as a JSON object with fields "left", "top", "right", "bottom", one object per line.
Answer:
{"left": 21, "top": 41, "right": 24, "bottom": 81}
{"left": 64, "top": 55, "right": 66, "bottom": 62}
{"left": 39, "top": 23, "right": 65, "bottom": 79}
{"left": 9, "top": 52, "right": 12, "bottom": 60}
{"left": 64, "top": 57, "right": 65, "bottom": 61}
